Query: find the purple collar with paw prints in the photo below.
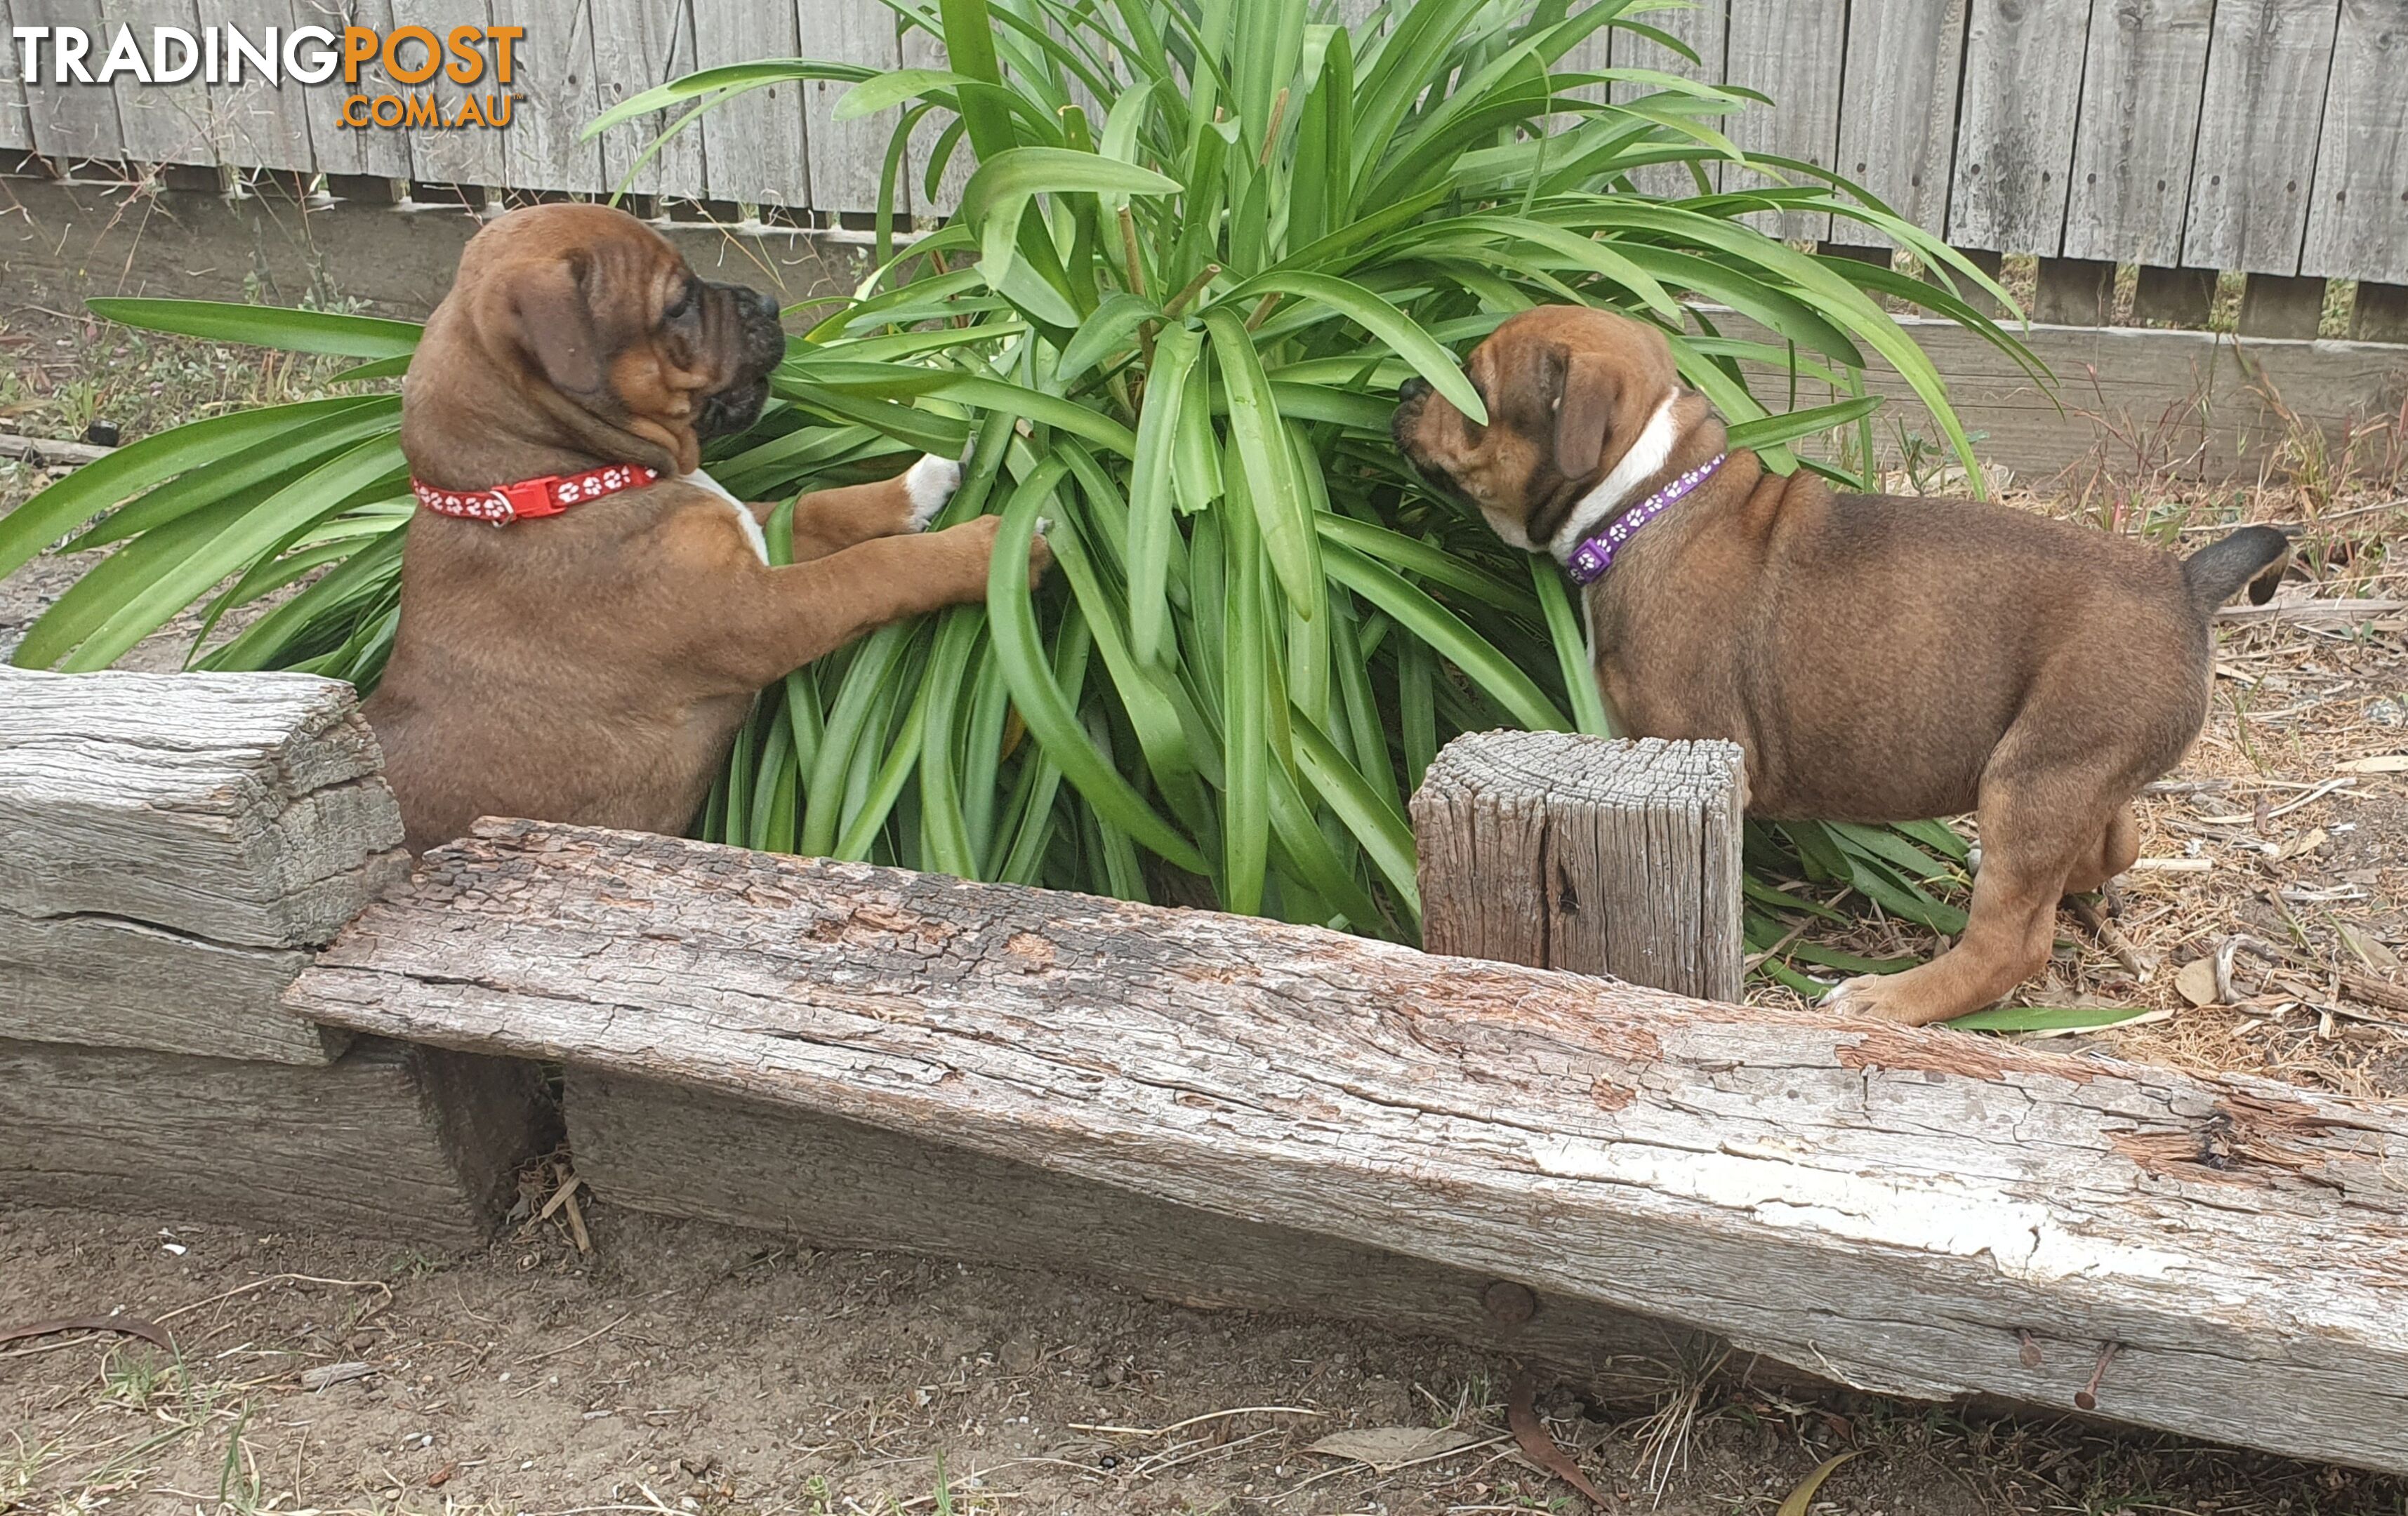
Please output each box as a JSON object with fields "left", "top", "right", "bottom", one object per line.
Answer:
{"left": 1562, "top": 452, "right": 1726, "bottom": 586}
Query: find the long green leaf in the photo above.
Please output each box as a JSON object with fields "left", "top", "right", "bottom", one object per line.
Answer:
{"left": 1224, "top": 271, "right": 1485, "bottom": 423}
{"left": 87, "top": 298, "right": 423, "bottom": 359}
{"left": 988, "top": 460, "right": 1209, "bottom": 874}
{"left": 1127, "top": 325, "right": 1199, "bottom": 667}
{"left": 1323, "top": 542, "right": 1568, "bottom": 732}
{"left": 0, "top": 398, "right": 383, "bottom": 588}
{"left": 1203, "top": 308, "right": 1319, "bottom": 616}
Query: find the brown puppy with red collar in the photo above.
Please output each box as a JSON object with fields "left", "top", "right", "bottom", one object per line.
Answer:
{"left": 366, "top": 203, "right": 1047, "bottom": 853}
{"left": 1395, "top": 305, "right": 2285, "bottom": 1025}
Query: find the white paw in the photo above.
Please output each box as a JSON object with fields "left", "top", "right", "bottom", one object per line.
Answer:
{"left": 1820, "top": 973, "right": 1902, "bottom": 1021}
{"left": 904, "top": 453, "right": 962, "bottom": 531}
{"left": 1966, "top": 844, "right": 1983, "bottom": 875}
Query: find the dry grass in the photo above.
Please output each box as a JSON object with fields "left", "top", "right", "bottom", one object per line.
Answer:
{"left": 0, "top": 304, "right": 366, "bottom": 446}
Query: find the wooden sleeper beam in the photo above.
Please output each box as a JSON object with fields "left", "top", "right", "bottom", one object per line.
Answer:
{"left": 0, "top": 667, "right": 555, "bottom": 1239}
{"left": 290, "top": 818, "right": 2408, "bottom": 1475}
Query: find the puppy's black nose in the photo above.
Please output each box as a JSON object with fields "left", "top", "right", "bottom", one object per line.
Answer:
{"left": 1398, "top": 375, "right": 1432, "bottom": 403}
{"left": 736, "top": 286, "right": 779, "bottom": 321}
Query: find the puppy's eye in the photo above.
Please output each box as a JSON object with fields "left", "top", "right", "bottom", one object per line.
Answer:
{"left": 663, "top": 281, "right": 698, "bottom": 321}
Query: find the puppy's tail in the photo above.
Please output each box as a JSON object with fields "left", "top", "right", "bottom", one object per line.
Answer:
{"left": 2181, "top": 525, "right": 2289, "bottom": 615}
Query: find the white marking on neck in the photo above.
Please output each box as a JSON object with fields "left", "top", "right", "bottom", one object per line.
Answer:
{"left": 1548, "top": 390, "right": 1681, "bottom": 561}
{"left": 682, "top": 466, "right": 769, "bottom": 564}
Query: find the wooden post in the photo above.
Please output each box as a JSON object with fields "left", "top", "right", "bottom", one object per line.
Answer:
{"left": 0, "top": 667, "right": 555, "bottom": 1242}
{"left": 290, "top": 820, "right": 2408, "bottom": 1475}
{"left": 2031, "top": 255, "right": 2117, "bottom": 326}
{"left": 2237, "top": 273, "right": 2329, "bottom": 338}
{"left": 0, "top": 667, "right": 410, "bottom": 980}
{"left": 2130, "top": 265, "right": 2216, "bottom": 327}
{"left": 2350, "top": 283, "right": 2408, "bottom": 344}
{"left": 1410, "top": 732, "right": 1746, "bottom": 1002}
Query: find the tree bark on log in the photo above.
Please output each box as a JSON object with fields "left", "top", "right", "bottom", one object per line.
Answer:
{"left": 0, "top": 667, "right": 406, "bottom": 1062}
{"left": 290, "top": 820, "right": 2408, "bottom": 1475}
{"left": 0, "top": 912, "right": 349, "bottom": 1065}
{"left": 0, "top": 667, "right": 551, "bottom": 1239}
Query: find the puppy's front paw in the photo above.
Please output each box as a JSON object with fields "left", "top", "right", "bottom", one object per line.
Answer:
{"left": 1028, "top": 516, "right": 1055, "bottom": 588}
{"left": 903, "top": 453, "right": 963, "bottom": 531}
{"left": 1822, "top": 973, "right": 1945, "bottom": 1026}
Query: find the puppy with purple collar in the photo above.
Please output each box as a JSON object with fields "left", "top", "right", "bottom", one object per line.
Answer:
{"left": 1395, "top": 304, "right": 2286, "bottom": 1025}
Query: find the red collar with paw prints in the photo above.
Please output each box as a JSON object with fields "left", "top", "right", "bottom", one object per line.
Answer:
{"left": 410, "top": 463, "right": 661, "bottom": 525}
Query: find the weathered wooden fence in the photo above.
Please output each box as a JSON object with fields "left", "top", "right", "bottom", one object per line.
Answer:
{"left": 1, "top": 1, "right": 2403, "bottom": 331}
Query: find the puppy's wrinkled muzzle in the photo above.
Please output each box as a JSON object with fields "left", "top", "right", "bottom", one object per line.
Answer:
{"left": 1390, "top": 376, "right": 1432, "bottom": 454}
{"left": 1391, "top": 375, "right": 1461, "bottom": 501}
{"left": 696, "top": 282, "right": 786, "bottom": 439}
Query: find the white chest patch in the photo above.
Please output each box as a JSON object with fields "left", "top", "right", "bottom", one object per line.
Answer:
{"left": 682, "top": 467, "right": 769, "bottom": 564}
{"left": 1549, "top": 390, "right": 1681, "bottom": 561}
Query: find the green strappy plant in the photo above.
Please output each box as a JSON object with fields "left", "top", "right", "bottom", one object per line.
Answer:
{"left": 0, "top": 0, "right": 2046, "bottom": 997}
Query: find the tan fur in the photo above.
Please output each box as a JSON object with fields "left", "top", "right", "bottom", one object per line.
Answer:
{"left": 366, "top": 204, "right": 1047, "bottom": 853}
{"left": 1396, "top": 305, "right": 2281, "bottom": 1025}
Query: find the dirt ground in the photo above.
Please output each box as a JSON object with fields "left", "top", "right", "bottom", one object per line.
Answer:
{"left": 11, "top": 1197, "right": 2408, "bottom": 1516}
{"left": 4, "top": 305, "right": 2406, "bottom": 1515}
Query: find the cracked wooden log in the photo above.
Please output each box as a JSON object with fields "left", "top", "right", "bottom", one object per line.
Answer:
{"left": 290, "top": 820, "right": 2408, "bottom": 1475}
{"left": 563, "top": 1067, "right": 1792, "bottom": 1396}
{"left": 0, "top": 1036, "right": 556, "bottom": 1246}
{"left": 0, "top": 666, "right": 406, "bottom": 1062}
{"left": 1413, "top": 733, "right": 1746, "bottom": 999}
{"left": 0, "top": 667, "right": 553, "bottom": 1242}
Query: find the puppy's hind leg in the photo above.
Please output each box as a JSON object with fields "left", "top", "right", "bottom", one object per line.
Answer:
{"left": 2061, "top": 803, "right": 2141, "bottom": 898}
{"left": 1825, "top": 768, "right": 2101, "bottom": 1027}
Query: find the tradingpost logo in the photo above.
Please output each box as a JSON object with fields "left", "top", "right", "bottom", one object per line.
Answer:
{"left": 8, "top": 24, "right": 525, "bottom": 129}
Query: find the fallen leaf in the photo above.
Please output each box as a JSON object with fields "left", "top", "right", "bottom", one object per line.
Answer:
{"left": 2015, "top": 1006, "right": 2174, "bottom": 1039}
{"left": 1303, "top": 1426, "right": 1482, "bottom": 1472}
{"left": 2338, "top": 923, "right": 2401, "bottom": 973}
{"left": 1947, "top": 1003, "right": 2164, "bottom": 1033}
{"left": 2175, "top": 958, "right": 2221, "bottom": 1006}
{"left": 1506, "top": 1367, "right": 1608, "bottom": 1508}
{"left": 2336, "top": 754, "right": 2408, "bottom": 774}
{"left": 0, "top": 1314, "right": 172, "bottom": 1351}
{"left": 299, "top": 1361, "right": 375, "bottom": 1391}
{"left": 1779, "top": 1450, "right": 1861, "bottom": 1515}
{"left": 2276, "top": 826, "right": 2328, "bottom": 862}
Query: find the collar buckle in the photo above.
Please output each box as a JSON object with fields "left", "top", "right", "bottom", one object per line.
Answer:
{"left": 494, "top": 476, "right": 568, "bottom": 521}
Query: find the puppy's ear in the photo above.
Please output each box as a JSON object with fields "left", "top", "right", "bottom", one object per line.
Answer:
{"left": 488, "top": 255, "right": 606, "bottom": 399}
{"left": 1552, "top": 347, "right": 1618, "bottom": 480}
